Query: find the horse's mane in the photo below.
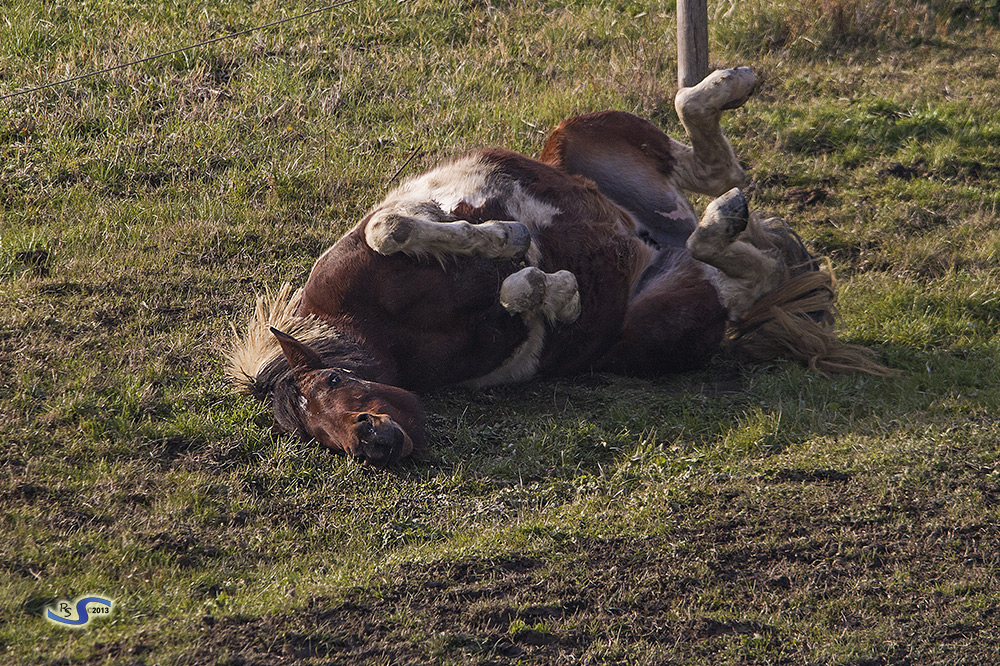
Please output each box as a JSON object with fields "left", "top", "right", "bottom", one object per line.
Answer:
{"left": 226, "top": 284, "right": 383, "bottom": 437}
{"left": 725, "top": 216, "right": 893, "bottom": 376}
{"left": 225, "top": 284, "right": 374, "bottom": 397}
{"left": 225, "top": 284, "right": 323, "bottom": 397}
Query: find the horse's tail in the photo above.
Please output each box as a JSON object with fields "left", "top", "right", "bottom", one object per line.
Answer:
{"left": 224, "top": 283, "right": 332, "bottom": 398}
{"left": 725, "top": 259, "right": 894, "bottom": 376}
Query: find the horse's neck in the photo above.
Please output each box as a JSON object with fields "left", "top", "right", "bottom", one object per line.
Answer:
{"left": 317, "top": 322, "right": 399, "bottom": 385}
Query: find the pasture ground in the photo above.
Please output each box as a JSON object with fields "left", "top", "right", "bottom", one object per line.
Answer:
{"left": 2, "top": 1, "right": 1000, "bottom": 664}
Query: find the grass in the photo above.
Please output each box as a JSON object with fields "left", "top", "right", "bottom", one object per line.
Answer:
{"left": 2, "top": 0, "right": 1000, "bottom": 664}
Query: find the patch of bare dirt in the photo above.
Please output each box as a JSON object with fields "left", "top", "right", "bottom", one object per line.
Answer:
{"left": 70, "top": 479, "right": 1000, "bottom": 666}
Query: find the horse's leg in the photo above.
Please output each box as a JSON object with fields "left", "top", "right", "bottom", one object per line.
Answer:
{"left": 365, "top": 213, "right": 532, "bottom": 261}
{"left": 672, "top": 67, "right": 757, "bottom": 196}
{"left": 499, "top": 266, "right": 581, "bottom": 324}
{"left": 539, "top": 110, "right": 699, "bottom": 248}
{"left": 537, "top": 66, "right": 754, "bottom": 249}
{"left": 687, "top": 188, "right": 784, "bottom": 318}
{"left": 458, "top": 267, "right": 580, "bottom": 389}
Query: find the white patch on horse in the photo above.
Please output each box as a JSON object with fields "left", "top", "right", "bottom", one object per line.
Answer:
{"left": 411, "top": 153, "right": 496, "bottom": 212}
{"left": 655, "top": 204, "right": 696, "bottom": 222}
{"left": 363, "top": 153, "right": 559, "bottom": 263}
{"left": 504, "top": 182, "right": 560, "bottom": 231}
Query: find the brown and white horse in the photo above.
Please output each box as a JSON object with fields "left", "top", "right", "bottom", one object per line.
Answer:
{"left": 226, "top": 68, "right": 886, "bottom": 465}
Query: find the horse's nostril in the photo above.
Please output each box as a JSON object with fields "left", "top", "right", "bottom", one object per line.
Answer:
{"left": 355, "top": 414, "right": 377, "bottom": 442}
{"left": 354, "top": 420, "right": 405, "bottom": 467}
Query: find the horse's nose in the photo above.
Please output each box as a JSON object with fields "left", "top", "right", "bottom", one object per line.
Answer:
{"left": 355, "top": 412, "right": 376, "bottom": 438}
{"left": 353, "top": 413, "right": 404, "bottom": 466}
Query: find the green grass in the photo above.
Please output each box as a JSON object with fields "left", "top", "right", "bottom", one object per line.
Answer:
{"left": 3, "top": 0, "right": 1000, "bottom": 664}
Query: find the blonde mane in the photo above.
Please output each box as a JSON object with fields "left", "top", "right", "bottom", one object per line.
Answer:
{"left": 224, "top": 283, "right": 338, "bottom": 395}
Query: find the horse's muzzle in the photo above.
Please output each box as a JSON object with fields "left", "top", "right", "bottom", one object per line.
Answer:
{"left": 353, "top": 413, "right": 406, "bottom": 466}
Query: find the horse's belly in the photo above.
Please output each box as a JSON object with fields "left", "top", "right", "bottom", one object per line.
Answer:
{"left": 313, "top": 149, "right": 642, "bottom": 388}
{"left": 375, "top": 256, "right": 535, "bottom": 391}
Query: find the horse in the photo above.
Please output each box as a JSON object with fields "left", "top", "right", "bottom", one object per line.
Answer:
{"left": 226, "top": 68, "right": 888, "bottom": 466}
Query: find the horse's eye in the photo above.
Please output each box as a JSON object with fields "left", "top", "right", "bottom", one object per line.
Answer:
{"left": 327, "top": 373, "right": 341, "bottom": 388}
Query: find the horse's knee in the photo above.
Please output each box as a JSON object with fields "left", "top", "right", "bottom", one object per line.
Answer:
{"left": 500, "top": 267, "right": 580, "bottom": 323}
{"left": 365, "top": 214, "right": 414, "bottom": 256}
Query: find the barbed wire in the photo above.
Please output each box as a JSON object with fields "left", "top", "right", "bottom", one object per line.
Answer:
{"left": 0, "top": 0, "right": 360, "bottom": 102}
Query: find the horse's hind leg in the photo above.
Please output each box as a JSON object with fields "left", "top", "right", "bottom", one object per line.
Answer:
{"left": 538, "top": 67, "right": 755, "bottom": 249}
{"left": 672, "top": 67, "right": 757, "bottom": 196}
{"left": 365, "top": 214, "right": 532, "bottom": 261}
{"left": 500, "top": 266, "right": 581, "bottom": 324}
{"left": 687, "top": 188, "right": 783, "bottom": 318}
{"left": 539, "top": 111, "right": 699, "bottom": 248}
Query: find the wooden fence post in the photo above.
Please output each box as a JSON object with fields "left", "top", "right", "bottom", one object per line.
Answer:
{"left": 677, "top": 0, "right": 709, "bottom": 88}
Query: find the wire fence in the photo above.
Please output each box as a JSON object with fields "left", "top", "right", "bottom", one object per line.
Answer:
{"left": 0, "top": 0, "right": 360, "bottom": 102}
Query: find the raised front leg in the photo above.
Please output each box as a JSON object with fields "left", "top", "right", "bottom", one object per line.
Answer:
{"left": 365, "top": 213, "right": 532, "bottom": 261}
{"left": 671, "top": 67, "right": 757, "bottom": 196}
{"left": 500, "top": 266, "right": 581, "bottom": 324}
{"left": 460, "top": 266, "right": 581, "bottom": 389}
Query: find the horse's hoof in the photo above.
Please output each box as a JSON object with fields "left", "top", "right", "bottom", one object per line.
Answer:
{"left": 547, "top": 270, "right": 581, "bottom": 323}
{"left": 506, "top": 221, "right": 532, "bottom": 259}
{"left": 718, "top": 67, "right": 758, "bottom": 110}
{"left": 482, "top": 220, "right": 531, "bottom": 260}
{"left": 676, "top": 67, "right": 757, "bottom": 116}
{"left": 500, "top": 266, "right": 546, "bottom": 313}
{"left": 701, "top": 188, "right": 749, "bottom": 239}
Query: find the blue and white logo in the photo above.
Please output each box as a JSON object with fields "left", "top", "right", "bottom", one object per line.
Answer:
{"left": 44, "top": 595, "right": 114, "bottom": 628}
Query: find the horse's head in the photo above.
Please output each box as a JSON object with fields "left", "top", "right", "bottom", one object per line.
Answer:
{"left": 269, "top": 328, "right": 426, "bottom": 466}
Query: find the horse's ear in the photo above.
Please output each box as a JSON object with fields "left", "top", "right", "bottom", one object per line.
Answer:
{"left": 270, "top": 327, "right": 325, "bottom": 373}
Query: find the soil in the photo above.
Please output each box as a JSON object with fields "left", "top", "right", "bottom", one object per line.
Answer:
{"left": 187, "top": 539, "right": 758, "bottom": 665}
{"left": 71, "top": 475, "right": 1000, "bottom": 666}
